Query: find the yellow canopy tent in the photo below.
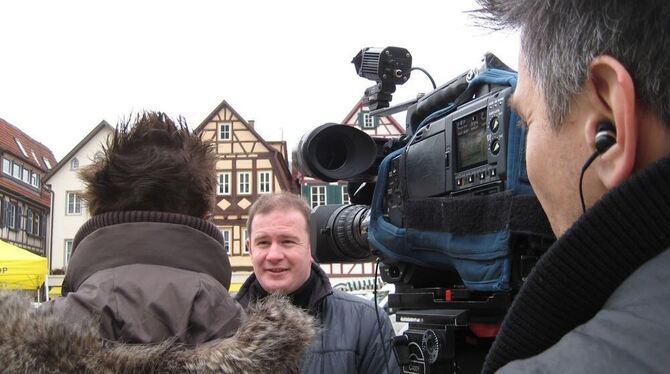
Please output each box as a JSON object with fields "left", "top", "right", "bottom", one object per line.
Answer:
{"left": 0, "top": 239, "right": 47, "bottom": 290}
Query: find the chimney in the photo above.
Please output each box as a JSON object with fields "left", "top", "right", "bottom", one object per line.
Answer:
{"left": 248, "top": 120, "right": 255, "bottom": 128}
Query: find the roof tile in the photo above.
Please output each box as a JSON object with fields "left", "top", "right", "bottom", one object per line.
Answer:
{"left": 0, "top": 118, "right": 57, "bottom": 172}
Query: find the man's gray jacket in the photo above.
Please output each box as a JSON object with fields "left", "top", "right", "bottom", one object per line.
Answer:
{"left": 236, "top": 263, "right": 400, "bottom": 374}
{"left": 499, "top": 247, "right": 670, "bottom": 373}
{"left": 483, "top": 156, "right": 670, "bottom": 373}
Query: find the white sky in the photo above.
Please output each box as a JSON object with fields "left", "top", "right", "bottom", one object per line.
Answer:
{"left": 0, "top": 1, "right": 519, "bottom": 160}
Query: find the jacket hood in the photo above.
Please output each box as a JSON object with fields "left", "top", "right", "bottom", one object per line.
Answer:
{"left": 64, "top": 211, "right": 231, "bottom": 294}
{"left": 0, "top": 292, "right": 317, "bottom": 373}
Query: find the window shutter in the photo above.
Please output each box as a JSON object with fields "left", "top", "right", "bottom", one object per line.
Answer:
{"left": 3, "top": 201, "right": 8, "bottom": 227}
{"left": 374, "top": 116, "right": 380, "bottom": 127}
{"left": 357, "top": 112, "right": 364, "bottom": 128}
{"left": 0, "top": 200, "right": 4, "bottom": 228}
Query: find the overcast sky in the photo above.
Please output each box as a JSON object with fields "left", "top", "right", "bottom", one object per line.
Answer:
{"left": 0, "top": 1, "right": 519, "bottom": 160}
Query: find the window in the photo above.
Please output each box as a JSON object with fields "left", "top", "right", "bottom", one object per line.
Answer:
{"left": 342, "top": 185, "right": 350, "bottom": 204}
{"left": 219, "top": 122, "right": 232, "bottom": 140}
{"left": 238, "top": 172, "right": 251, "bottom": 195}
{"left": 2, "top": 159, "right": 38, "bottom": 188}
{"left": 64, "top": 240, "right": 73, "bottom": 265}
{"left": 12, "top": 162, "right": 21, "bottom": 179}
{"left": 21, "top": 168, "right": 31, "bottom": 184}
{"left": 70, "top": 158, "right": 79, "bottom": 170}
{"left": 217, "top": 172, "right": 231, "bottom": 195}
{"left": 221, "top": 229, "right": 231, "bottom": 255}
{"left": 15, "top": 138, "right": 28, "bottom": 157}
{"left": 25, "top": 209, "right": 33, "bottom": 234}
{"left": 363, "top": 113, "right": 374, "bottom": 129}
{"left": 66, "top": 192, "right": 82, "bottom": 215}
{"left": 33, "top": 213, "right": 41, "bottom": 236}
{"left": 242, "top": 228, "right": 249, "bottom": 254}
{"left": 43, "top": 157, "right": 52, "bottom": 169}
{"left": 2, "top": 159, "right": 10, "bottom": 175}
{"left": 16, "top": 206, "right": 22, "bottom": 230}
{"left": 310, "top": 186, "right": 326, "bottom": 208}
{"left": 258, "top": 171, "right": 272, "bottom": 194}
{"left": 31, "top": 150, "right": 40, "bottom": 166}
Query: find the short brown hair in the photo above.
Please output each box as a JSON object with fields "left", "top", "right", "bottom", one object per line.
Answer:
{"left": 80, "top": 112, "right": 216, "bottom": 217}
{"left": 247, "top": 192, "right": 311, "bottom": 235}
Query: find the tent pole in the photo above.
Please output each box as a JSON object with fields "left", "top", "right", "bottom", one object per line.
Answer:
{"left": 44, "top": 272, "right": 50, "bottom": 302}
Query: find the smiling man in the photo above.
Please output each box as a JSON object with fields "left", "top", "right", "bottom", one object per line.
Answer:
{"left": 475, "top": 1, "right": 670, "bottom": 373}
{"left": 236, "top": 192, "right": 399, "bottom": 374}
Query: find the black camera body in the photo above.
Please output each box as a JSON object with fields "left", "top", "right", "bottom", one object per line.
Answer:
{"left": 385, "top": 86, "right": 512, "bottom": 227}
{"left": 295, "top": 50, "right": 554, "bottom": 374}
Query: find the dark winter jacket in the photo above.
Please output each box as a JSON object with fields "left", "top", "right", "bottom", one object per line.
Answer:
{"left": 483, "top": 156, "right": 670, "bottom": 373}
{"left": 0, "top": 291, "right": 316, "bottom": 373}
{"left": 41, "top": 211, "right": 244, "bottom": 344}
{"left": 236, "top": 263, "right": 400, "bottom": 374}
{"left": 9, "top": 211, "right": 317, "bottom": 373}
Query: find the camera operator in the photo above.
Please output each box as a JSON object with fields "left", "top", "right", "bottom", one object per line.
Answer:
{"left": 0, "top": 112, "right": 316, "bottom": 372}
{"left": 235, "top": 192, "right": 399, "bottom": 374}
{"left": 474, "top": 1, "right": 670, "bottom": 373}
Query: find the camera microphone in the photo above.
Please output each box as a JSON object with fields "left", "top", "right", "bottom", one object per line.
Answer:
{"left": 579, "top": 122, "right": 616, "bottom": 213}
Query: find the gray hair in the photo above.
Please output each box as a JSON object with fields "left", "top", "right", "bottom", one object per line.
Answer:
{"left": 474, "top": 0, "right": 670, "bottom": 130}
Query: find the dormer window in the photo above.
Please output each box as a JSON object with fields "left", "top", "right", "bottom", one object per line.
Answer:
{"left": 43, "top": 158, "right": 52, "bottom": 169}
{"left": 70, "top": 158, "right": 79, "bottom": 170}
{"left": 15, "top": 138, "right": 28, "bottom": 157}
{"left": 31, "top": 150, "right": 40, "bottom": 166}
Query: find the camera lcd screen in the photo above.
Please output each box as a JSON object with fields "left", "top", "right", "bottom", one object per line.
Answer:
{"left": 455, "top": 109, "right": 488, "bottom": 172}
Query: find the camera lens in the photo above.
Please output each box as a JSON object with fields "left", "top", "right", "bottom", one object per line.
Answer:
{"left": 310, "top": 204, "right": 374, "bottom": 263}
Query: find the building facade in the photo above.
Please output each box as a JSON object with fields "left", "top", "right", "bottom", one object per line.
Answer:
{"left": 0, "top": 118, "right": 57, "bottom": 256}
{"left": 43, "top": 121, "right": 114, "bottom": 273}
{"left": 196, "top": 100, "right": 293, "bottom": 278}
{"left": 298, "top": 99, "right": 405, "bottom": 277}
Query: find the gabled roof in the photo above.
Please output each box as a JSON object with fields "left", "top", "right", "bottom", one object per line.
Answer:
{"left": 195, "top": 99, "right": 286, "bottom": 159}
{"left": 0, "top": 118, "right": 57, "bottom": 172}
{"left": 43, "top": 121, "right": 114, "bottom": 183}
{"left": 341, "top": 98, "right": 405, "bottom": 134}
{"left": 195, "top": 99, "right": 272, "bottom": 145}
{"left": 195, "top": 99, "right": 293, "bottom": 191}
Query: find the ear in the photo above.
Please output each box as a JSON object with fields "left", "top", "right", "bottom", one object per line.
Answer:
{"left": 585, "top": 55, "right": 638, "bottom": 189}
{"left": 246, "top": 238, "right": 253, "bottom": 256}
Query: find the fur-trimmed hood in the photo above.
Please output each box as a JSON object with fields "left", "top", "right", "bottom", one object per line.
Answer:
{"left": 0, "top": 292, "right": 316, "bottom": 373}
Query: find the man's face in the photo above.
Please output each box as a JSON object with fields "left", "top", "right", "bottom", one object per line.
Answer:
{"left": 513, "top": 54, "right": 592, "bottom": 237}
{"left": 248, "top": 208, "right": 312, "bottom": 294}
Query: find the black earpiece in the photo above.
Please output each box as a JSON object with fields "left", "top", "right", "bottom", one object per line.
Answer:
{"left": 579, "top": 121, "right": 617, "bottom": 213}
{"left": 595, "top": 121, "right": 616, "bottom": 154}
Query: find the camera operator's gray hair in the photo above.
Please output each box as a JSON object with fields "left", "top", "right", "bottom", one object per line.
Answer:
{"left": 474, "top": 0, "right": 670, "bottom": 130}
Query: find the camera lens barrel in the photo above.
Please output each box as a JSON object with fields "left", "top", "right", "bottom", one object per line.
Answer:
{"left": 310, "top": 204, "right": 374, "bottom": 263}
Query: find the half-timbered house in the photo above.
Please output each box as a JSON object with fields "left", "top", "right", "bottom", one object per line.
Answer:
{"left": 0, "top": 118, "right": 57, "bottom": 256}
{"left": 196, "top": 100, "right": 293, "bottom": 278}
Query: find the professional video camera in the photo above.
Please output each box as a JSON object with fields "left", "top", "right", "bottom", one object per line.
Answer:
{"left": 294, "top": 47, "right": 555, "bottom": 374}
